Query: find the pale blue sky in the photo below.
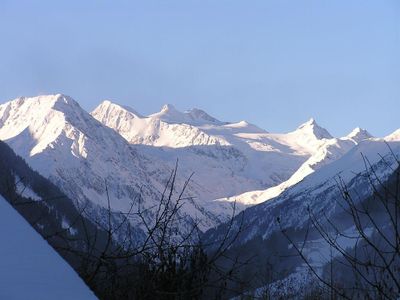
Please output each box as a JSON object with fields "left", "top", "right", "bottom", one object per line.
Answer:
{"left": 0, "top": 0, "right": 399, "bottom": 136}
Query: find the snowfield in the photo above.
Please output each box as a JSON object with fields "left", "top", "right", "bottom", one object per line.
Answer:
{"left": 0, "top": 195, "right": 96, "bottom": 300}
{"left": 92, "top": 100, "right": 373, "bottom": 205}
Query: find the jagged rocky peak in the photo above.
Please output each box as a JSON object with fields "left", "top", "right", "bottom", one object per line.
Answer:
{"left": 295, "top": 118, "right": 333, "bottom": 139}
{"left": 346, "top": 127, "right": 373, "bottom": 143}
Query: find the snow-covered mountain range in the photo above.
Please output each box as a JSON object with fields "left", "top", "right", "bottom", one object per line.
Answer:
{"left": 92, "top": 100, "right": 374, "bottom": 206}
{"left": 0, "top": 93, "right": 397, "bottom": 235}
{"left": 0, "top": 95, "right": 231, "bottom": 233}
{"left": 1, "top": 93, "right": 400, "bottom": 297}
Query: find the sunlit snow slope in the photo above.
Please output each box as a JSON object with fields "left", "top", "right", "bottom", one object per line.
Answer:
{"left": 92, "top": 101, "right": 373, "bottom": 204}
{"left": 0, "top": 95, "right": 236, "bottom": 232}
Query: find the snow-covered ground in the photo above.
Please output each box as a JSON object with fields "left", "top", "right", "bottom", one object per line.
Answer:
{"left": 14, "top": 175, "right": 42, "bottom": 201}
{"left": 0, "top": 195, "right": 96, "bottom": 300}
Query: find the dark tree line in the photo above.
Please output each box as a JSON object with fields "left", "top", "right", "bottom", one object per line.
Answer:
{"left": 56, "top": 164, "right": 250, "bottom": 299}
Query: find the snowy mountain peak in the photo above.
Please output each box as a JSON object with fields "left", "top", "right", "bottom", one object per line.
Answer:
{"left": 149, "top": 103, "right": 183, "bottom": 122}
{"left": 48, "top": 93, "right": 80, "bottom": 107}
{"left": 150, "top": 103, "right": 221, "bottom": 126}
{"left": 223, "top": 120, "right": 267, "bottom": 133}
{"left": 385, "top": 129, "right": 400, "bottom": 142}
{"left": 297, "top": 118, "right": 318, "bottom": 129}
{"left": 52, "top": 94, "right": 86, "bottom": 115}
{"left": 95, "top": 100, "right": 143, "bottom": 118}
{"left": 0, "top": 94, "right": 82, "bottom": 130}
{"left": 185, "top": 108, "right": 221, "bottom": 124}
{"left": 54, "top": 93, "right": 78, "bottom": 105}
{"left": 0, "top": 94, "right": 85, "bottom": 157}
{"left": 295, "top": 118, "right": 332, "bottom": 140}
{"left": 305, "top": 117, "right": 316, "bottom": 125}
{"left": 161, "top": 103, "right": 177, "bottom": 112}
{"left": 346, "top": 127, "right": 373, "bottom": 143}
{"left": 97, "top": 99, "right": 116, "bottom": 111}
{"left": 7, "top": 94, "right": 77, "bottom": 110}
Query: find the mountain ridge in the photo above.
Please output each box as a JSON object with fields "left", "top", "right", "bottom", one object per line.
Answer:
{"left": 0, "top": 94, "right": 238, "bottom": 234}
{"left": 1, "top": 93, "right": 397, "bottom": 224}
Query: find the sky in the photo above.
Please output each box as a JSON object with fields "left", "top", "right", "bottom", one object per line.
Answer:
{"left": 0, "top": 0, "right": 399, "bottom": 137}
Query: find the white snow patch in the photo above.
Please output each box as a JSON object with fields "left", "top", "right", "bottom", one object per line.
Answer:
{"left": 15, "top": 175, "right": 42, "bottom": 201}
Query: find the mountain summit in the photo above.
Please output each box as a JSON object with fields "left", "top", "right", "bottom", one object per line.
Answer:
{"left": 346, "top": 127, "right": 373, "bottom": 143}
{"left": 185, "top": 108, "right": 222, "bottom": 124}
{"left": 295, "top": 118, "right": 333, "bottom": 140}
{"left": 149, "top": 104, "right": 222, "bottom": 125}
